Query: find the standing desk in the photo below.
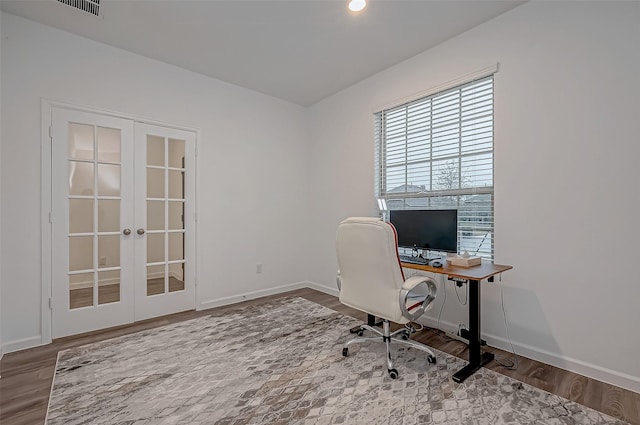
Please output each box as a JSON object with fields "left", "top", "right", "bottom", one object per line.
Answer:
{"left": 401, "top": 261, "right": 513, "bottom": 383}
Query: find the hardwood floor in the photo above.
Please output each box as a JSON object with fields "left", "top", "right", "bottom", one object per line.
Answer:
{"left": 1, "top": 288, "right": 638, "bottom": 425}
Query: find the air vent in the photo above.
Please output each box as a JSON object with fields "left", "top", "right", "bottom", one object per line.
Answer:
{"left": 57, "top": 0, "right": 101, "bottom": 18}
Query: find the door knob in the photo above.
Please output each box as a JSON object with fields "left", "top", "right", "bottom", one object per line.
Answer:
{"left": 122, "top": 228, "right": 132, "bottom": 235}
{"left": 137, "top": 228, "right": 145, "bottom": 235}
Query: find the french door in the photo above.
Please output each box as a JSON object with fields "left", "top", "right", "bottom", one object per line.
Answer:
{"left": 133, "top": 123, "right": 196, "bottom": 321}
{"left": 51, "top": 108, "right": 196, "bottom": 338}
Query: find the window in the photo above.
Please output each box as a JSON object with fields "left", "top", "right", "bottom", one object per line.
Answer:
{"left": 375, "top": 75, "right": 494, "bottom": 260}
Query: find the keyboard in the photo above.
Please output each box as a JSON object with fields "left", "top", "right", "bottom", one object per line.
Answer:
{"left": 399, "top": 255, "right": 430, "bottom": 265}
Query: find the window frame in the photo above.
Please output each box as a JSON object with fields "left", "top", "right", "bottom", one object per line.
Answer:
{"left": 374, "top": 75, "right": 496, "bottom": 260}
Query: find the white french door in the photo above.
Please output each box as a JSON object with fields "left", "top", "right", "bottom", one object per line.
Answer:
{"left": 134, "top": 123, "right": 196, "bottom": 321}
{"left": 51, "top": 107, "right": 196, "bottom": 338}
{"left": 51, "top": 109, "right": 135, "bottom": 337}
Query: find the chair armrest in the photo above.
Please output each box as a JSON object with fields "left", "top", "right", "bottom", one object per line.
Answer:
{"left": 401, "top": 275, "right": 432, "bottom": 292}
{"left": 400, "top": 276, "right": 437, "bottom": 322}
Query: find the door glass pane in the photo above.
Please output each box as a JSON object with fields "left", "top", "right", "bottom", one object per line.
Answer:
{"left": 168, "top": 138, "right": 185, "bottom": 168}
{"left": 147, "top": 168, "right": 164, "bottom": 198}
{"left": 147, "top": 135, "right": 165, "bottom": 167}
{"left": 69, "top": 199, "right": 93, "bottom": 234}
{"left": 97, "top": 163, "right": 121, "bottom": 196}
{"left": 147, "top": 200, "right": 165, "bottom": 231}
{"left": 69, "top": 162, "right": 94, "bottom": 196}
{"left": 97, "top": 127, "right": 121, "bottom": 163}
{"left": 69, "top": 272, "right": 94, "bottom": 309}
{"left": 98, "top": 200, "right": 120, "bottom": 232}
{"left": 68, "top": 123, "right": 94, "bottom": 160}
{"left": 168, "top": 232, "right": 184, "bottom": 261}
{"left": 168, "top": 201, "right": 183, "bottom": 230}
{"left": 147, "top": 233, "right": 165, "bottom": 263}
{"left": 98, "top": 235, "right": 120, "bottom": 268}
{"left": 168, "top": 263, "right": 185, "bottom": 293}
{"left": 69, "top": 236, "right": 93, "bottom": 271}
{"left": 168, "top": 170, "right": 184, "bottom": 199}
{"left": 98, "top": 270, "right": 120, "bottom": 305}
{"left": 147, "top": 264, "right": 165, "bottom": 296}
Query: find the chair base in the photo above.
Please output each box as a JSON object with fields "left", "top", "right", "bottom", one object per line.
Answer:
{"left": 342, "top": 319, "right": 436, "bottom": 379}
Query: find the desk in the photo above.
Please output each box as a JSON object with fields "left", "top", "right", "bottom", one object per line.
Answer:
{"left": 401, "top": 261, "right": 513, "bottom": 383}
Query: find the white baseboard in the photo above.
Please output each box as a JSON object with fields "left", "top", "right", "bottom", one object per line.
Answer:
{"left": 306, "top": 281, "right": 339, "bottom": 297}
{"left": 197, "top": 281, "right": 339, "bottom": 312}
{"left": 417, "top": 314, "right": 640, "bottom": 393}
{"left": 70, "top": 271, "right": 184, "bottom": 290}
{"left": 197, "top": 281, "right": 309, "bottom": 310}
{"left": 69, "top": 277, "right": 120, "bottom": 290}
{"left": 2, "top": 335, "right": 45, "bottom": 355}
{"left": 483, "top": 332, "right": 640, "bottom": 393}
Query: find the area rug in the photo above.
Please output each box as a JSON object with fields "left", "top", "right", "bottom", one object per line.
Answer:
{"left": 46, "top": 297, "right": 628, "bottom": 425}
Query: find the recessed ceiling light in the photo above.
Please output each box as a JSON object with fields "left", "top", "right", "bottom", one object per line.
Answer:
{"left": 348, "top": 0, "right": 367, "bottom": 13}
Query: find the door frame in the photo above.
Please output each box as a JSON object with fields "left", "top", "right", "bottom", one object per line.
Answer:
{"left": 40, "top": 99, "right": 200, "bottom": 345}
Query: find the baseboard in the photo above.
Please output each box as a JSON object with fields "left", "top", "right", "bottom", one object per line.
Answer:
{"left": 483, "top": 332, "right": 640, "bottom": 393}
{"left": 2, "top": 335, "right": 45, "bottom": 355}
{"left": 69, "top": 272, "right": 183, "bottom": 290}
{"left": 417, "top": 314, "right": 640, "bottom": 393}
{"left": 69, "top": 277, "right": 120, "bottom": 290}
{"left": 200, "top": 281, "right": 338, "bottom": 308}
{"left": 198, "top": 281, "right": 309, "bottom": 310}
{"left": 306, "top": 281, "right": 339, "bottom": 297}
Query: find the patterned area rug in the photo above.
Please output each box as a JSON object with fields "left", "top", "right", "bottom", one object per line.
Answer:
{"left": 47, "top": 297, "right": 627, "bottom": 424}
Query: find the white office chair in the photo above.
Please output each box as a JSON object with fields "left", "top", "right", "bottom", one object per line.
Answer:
{"left": 336, "top": 217, "right": 438, "bottom": 379}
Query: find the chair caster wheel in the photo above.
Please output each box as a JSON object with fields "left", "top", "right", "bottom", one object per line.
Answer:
{"left": 428, "top": 355, "right": 436, "bottom": 364}
{"left": 401, "top": 333, "right": 409, "bottom": 340}
{"left": 342, "top": 347, "right": 349, "bottom": 357}
{"left": 388, "top": 368, "right": 399, "bottom": 379}
{"left": 357, "top": 329, "right": 364, "bottom": 337}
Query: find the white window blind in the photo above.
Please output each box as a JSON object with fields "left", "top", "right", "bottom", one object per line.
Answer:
{"left": 375, "top": 76, "right": 495, "bottom": 260}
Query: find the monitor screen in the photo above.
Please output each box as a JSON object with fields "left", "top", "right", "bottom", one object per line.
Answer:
{"left": 389, "top": 209, "right": 458, "bottom": 253}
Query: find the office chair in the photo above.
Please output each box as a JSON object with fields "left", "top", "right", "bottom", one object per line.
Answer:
{"left": 336, "top": 216, "right": 438, "bottom": 379}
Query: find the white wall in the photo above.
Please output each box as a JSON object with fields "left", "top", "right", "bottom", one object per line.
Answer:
{"left": 2, "top": 1, "right": 639, "bottom": 393}
{"left": 307, "top": 1, "right": 640, "bottom": 391}
{"left": 0, "top": 13, "right": 311, "bottom": 351}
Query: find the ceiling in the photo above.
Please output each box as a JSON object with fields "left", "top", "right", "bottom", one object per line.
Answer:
{"left": 1, "top": 0, "right": 525, "bottom": 106}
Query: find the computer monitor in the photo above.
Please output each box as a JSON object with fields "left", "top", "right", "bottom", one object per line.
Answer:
{"left": 389, "top": 209, "right": 458, "bottom": 253}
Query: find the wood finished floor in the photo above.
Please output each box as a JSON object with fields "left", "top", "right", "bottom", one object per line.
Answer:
{"left": 1, "top": 288, "right": 638, "bottom": 425}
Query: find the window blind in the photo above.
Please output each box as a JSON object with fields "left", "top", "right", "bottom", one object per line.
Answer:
{"left": 375, "top": 76, "right": 495, "bottom": 260}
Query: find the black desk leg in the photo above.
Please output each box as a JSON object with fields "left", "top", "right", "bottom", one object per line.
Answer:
{"left": 452, "top": 279, "right": 494, "bottom": 383}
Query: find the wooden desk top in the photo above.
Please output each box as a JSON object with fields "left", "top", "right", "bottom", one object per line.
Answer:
{"left": 401, "top": 260, "right": 512, "bottom": 281}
